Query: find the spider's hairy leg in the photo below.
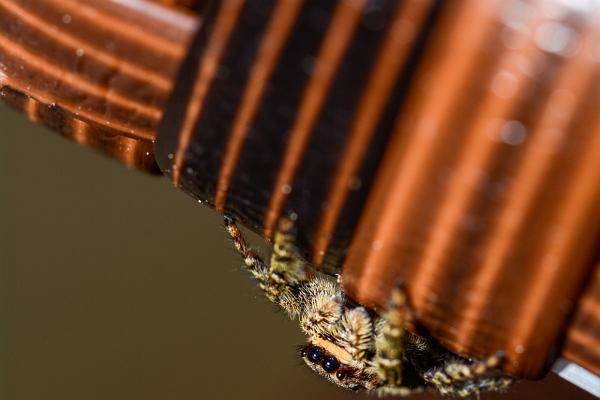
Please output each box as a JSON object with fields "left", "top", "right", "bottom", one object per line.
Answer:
{"left": 224, "top": 216, "right": 308, "bottom": 317}
{"left": 377, "top": 385, "right": 424, "bottom": 397}
{"left": 339, "top": 307, "right": 374, "bottom": 361}
{"left": 373, "top": 283, "right": 413, "bottom": 387}
{"left": 270, "top": 217, "right": 310, "bottom": 287}
{"left": 296, "top": 277, "right": 345, "bottom": 339}
{"left": 423, "top": 352, "right": 515, "bottom": 397}
{"left": 224, "top": 216, "right": 270, "bottom": 285}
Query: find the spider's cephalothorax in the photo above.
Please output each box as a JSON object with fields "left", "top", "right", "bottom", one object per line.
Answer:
{"left": 224, "top": 216, "right": 515, "bottom": 397}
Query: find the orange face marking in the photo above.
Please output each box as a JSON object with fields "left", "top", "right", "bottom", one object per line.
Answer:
{"left": 313, "top": 337, "right": 354, "bottom": 366}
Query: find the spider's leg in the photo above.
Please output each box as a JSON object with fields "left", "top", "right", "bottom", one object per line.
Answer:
{"left": 373, "top": 283, "right": 413, "bottom": 386}
{"left": 269, "top": 217, "right": 310, "bottom": 287}
{"left": 334, "top": 306, "right": 374, "bottom": 361}
{"left": 224, "top": 216, "right": 307, "bottom": 317}
{"left": 425, "top": 374, "right": 514, "bottom": 397}
{"left": 224, "top": 216, "right": 270, "bottom": 287}
{"left": 299, "top": 278, "right": 343, "bottom": 334}
{"left": 423, "top": 352, "right": 515, "bottom": 397}
{"left": 376, "top": 386, "right": 424, "bottom": 397}
{"left": 425, "top": 352, "right": 505, "bottom": 384}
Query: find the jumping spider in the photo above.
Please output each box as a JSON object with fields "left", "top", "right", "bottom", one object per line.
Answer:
{"left": 224, "top": 216, "right": 514, "bottom": 397}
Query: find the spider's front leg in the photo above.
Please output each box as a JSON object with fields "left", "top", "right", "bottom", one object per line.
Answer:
{"left": 224, "top": 216, "right": 309, "bottom": 317}
{"left": 373, "top": 284, "right": 414, "bottom": 387}
{"left": 423, "top": 352, "right": 515, "bottom": 397}
{"left": 270, "top": 217, "right": 310, "bottom": 288}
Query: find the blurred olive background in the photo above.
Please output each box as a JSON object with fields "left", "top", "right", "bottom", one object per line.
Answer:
{"left": 0, "top": 102, "right": 594, "bottom": 400}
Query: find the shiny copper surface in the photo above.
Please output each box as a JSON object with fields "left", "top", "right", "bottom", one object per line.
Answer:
{"left": 2, "top": 0, "right": 599, "bottom": 381}
{"left": 171, "top": 0, "right": 242, "bottom": 183}
{"left": 263, "top": 0, "right": 365, "bottom": 239}
{"left": 0, "top": 0, "right": 197, "bottom": 170}
{"left": 564, "top": 264, "right": 600, "bottom": 377}
{"left": 342, "top": 0, "right": 600, "bottom": 377}
{"left": 157, "top": 0, "right": 600, "bottom": 379}
{"left": 214, "top": 0, "right": 304, "bottom": 213}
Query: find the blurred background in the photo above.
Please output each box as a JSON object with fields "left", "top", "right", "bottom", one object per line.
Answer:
{"left": 0, "top": 102, "right": 594, "bottom": 399}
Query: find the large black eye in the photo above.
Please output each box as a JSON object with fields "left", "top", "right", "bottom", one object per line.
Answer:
{"left": 308, "top": 347, "right": 322, "bottom": 363}
{"left": 322, "top": 356, "right": 339, "bottom": 372}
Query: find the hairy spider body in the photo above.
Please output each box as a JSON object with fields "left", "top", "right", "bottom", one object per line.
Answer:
{"left": 224, "top": 216, "right": 514, "bottom": 397}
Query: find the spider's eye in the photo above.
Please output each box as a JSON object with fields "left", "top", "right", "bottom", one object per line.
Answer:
{"left": 322, "top": 356, "right": 339, "bottom": 372}
{"left": 307, "top": 347, "right": 322, "bottom": 363}
{"left": 300, "top": 348, "right": 307, "bottom": 357}
{"left": 336, "top": 369, "right": 348, "bottom": 380}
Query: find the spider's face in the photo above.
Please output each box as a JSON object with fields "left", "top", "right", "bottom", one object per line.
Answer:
{"left": 299, "top": 343, "right": 375, "bottom": 391}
